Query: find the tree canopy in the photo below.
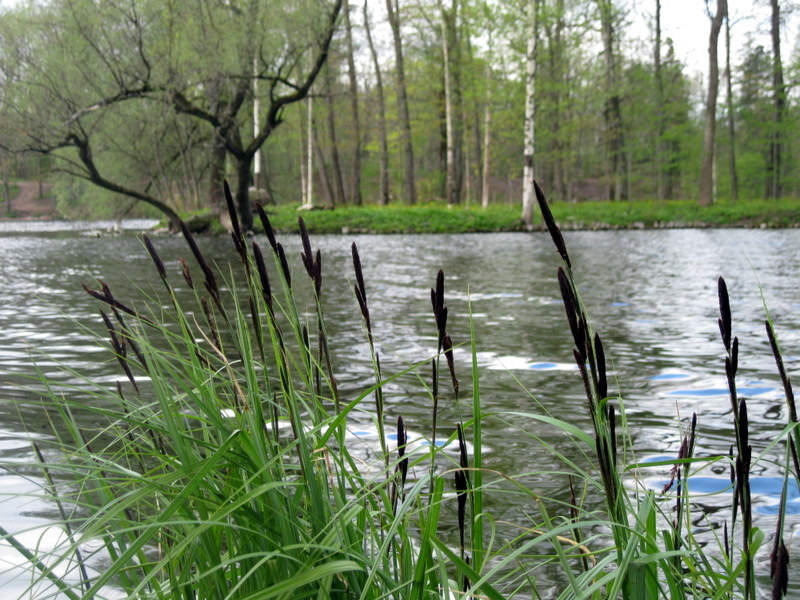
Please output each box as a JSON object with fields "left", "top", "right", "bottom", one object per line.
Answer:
{"left": 1, "top": 0, "right": 797, "bottom": 226}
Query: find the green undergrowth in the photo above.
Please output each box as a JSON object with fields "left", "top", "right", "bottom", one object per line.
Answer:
{"left": 254, "top": 196, "right": 800, "bottom": 234}
{"left": 2, "top": 181, "right": 798, "bottom": 599}
{"left": 174, "top": 197, "right": 800, "bottom": 235}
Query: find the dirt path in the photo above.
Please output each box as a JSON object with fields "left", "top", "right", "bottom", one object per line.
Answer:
{"left": 1, "top": 181, "right": 57, "bottom": 220}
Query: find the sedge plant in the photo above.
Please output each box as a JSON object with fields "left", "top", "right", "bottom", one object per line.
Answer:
{"left": 0, "top": 180, "right": 796, "bottom": 599}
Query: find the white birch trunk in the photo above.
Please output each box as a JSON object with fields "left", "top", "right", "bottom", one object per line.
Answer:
{"left": 521, "top": 0, "right": 536, "bottom": 227}
{"left": 481, "top": 86, "right": 491, "bottom": 208}
{"left": 299, "top": 106, "right": 307, "bottom": 206}
{"left": 440, "top": 2, "right": 455, "bottom": 205}
{"left": 306, "top": 96, "right": 314, "bottom": 208}
{"left": 253, "top": 56, "right": 261, "bottom": 190}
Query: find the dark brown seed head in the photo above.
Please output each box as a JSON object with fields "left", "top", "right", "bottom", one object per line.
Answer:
{"left": 256, "top": 203, "right": 278, "bottom": 253}
{"left": 100, "top": 280, "right": 114, "bottom": 302}
{"left": 607, "top": 403, "right": 617, "bottom": 465}
{"left": 457, "top": 423, "right": 468, "bottom": 471}
{"left": 314, "top": 249, "right": 322, "bottom": 296}
{"left": 397, "top": 416, "right": 407, "bottom": 458}
{"left": 725, "top": 357, "right": 734, "bottom": 383}
{"left": 575, "top": 349, "right": 594, "bottom": 414}
{"left": 766, "top": 320, "right": 797, "bottom": 422}
{"left": 397, "top": 416, "right": 408, "bottom": 486}
{"left": 83, "top": 282, "right": 150, "bottom": 324}
{"left": 298, "top": 217, "right": 314, "bottom": 278}
{"left": 252, "top": 242, "right": 273, "bottom": 313}
{"left": 352, "top": 248, "right": 371, "bottom": 327}
{"left": 535, "top": 180, "right": 571, "bottom": 270}
{"left": 179, "top": 257, "right": 194, "bottom": 289}
{"left": 180, "top": 220, "right": 218, "bottom": 298}
{"left": 595, "top": 333, "right": 607, "bottom": 400}
{"left": 224, "top": 180, "right": 245, "bottom": 258}
{"left": 431, "top": 271, "right": 448, "bottom": 344}
{"left": 354, "top": 284, "right": 370, "bottom": 328}
{"left": 688, "top": 413, "right": 697, "bottom": 457}
{"left": 143, "top": 234, "right": 166, "bottom": 281}
{"left": 276, "top": 243, "right": 291, "bottom": 288}
{"left": 557, "top": 268, "right": 582, "bottom": 351}
{"left": 738, "top": 399, "right": 749, "bottom": 451}
{"left": 100, "top": 310, "right": 122, "bottom": 355}
{"left": 718, "top": 277, "right": 732, "bottom": 352}
{"left": 729, "top": 445, "right": 736, "bottom": 484}
{"left": 435, "top": 270, "right": 444, "bottom": 311}
{"left": 352, "top": 243, "right": 367, "bottom": 300}
{"left": 443, "top": 334, "right": 458, "bottom": 394}
{"left": 771, "top": 542, "right": 789, "bottom": 599}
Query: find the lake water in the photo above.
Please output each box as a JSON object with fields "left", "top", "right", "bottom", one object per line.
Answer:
{"left": 1, "top": 221, "right": 799, "bottom": 596}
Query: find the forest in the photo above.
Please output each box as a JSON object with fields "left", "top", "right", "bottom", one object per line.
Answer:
{"left": 0, "top": 0, "right": 796, "bottom": 230}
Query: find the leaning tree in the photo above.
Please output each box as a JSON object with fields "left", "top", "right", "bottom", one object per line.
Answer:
{"left": 0, "top": 0, "right": 342, "bottom": 230}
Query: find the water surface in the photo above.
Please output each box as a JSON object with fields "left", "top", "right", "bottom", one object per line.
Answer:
{"left": 1, "top": 224, "right": 798, "bottom": 595}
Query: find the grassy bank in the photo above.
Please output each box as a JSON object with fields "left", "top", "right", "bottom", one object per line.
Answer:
{"left": 252, "top": 197, "right": 800, "bottom": 235}
{"left": 1, "top": 184, "right": 797, "bottom": 598}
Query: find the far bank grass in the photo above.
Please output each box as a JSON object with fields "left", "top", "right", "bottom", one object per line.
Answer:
{"left": 257, "top": 197, "right": 800, "bottom": 234}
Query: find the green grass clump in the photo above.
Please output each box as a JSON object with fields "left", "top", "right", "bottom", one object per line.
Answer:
{"left": 263, "top": 202, "right": 525, "bottom": 234}
{"left": 255, "top": 197, "right": 800, "bottom": 235}
{"left": 1, "top": 181, "right": 798, "bottom": 599}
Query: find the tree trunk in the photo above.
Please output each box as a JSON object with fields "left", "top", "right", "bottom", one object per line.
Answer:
{"left": 521, "top": 0, "right": 537, "bottom": 228}
{"left": 466, "top": 36, "right": 483, "bottom": 203}
{"left": 440, "top": 1, "right": 456, "bottom": 205}
{"left": 461, "top": 107, "right": 471, "bottom": 204}
{"left": 313, "top": 121, "right": 335, "bottom": 207}
{"left": 299, "top": 104, "right": 309, "bottom": 206}
{"left": 386, "top": 0, "right": 417, "bottom": 205}
{"left": 654, "top": 0, "right": 665, "bottom": 200}
{"left": 481, "top": 83, "right": 491, "bottom": 209}
{"left": 37, "top": 156, "right": 44, "bottom": 199}
{"left": 438, "top": 87, "right": 448, "bottom": 199}
{"left": 253, "top": 58, "right": 263, "bottom": 192}
{"left": 449, "top": 0, "right": 464, "bottom": 204}
{"left": 3, "top": 158, "right": 11, "bottom": 215}
{"left": 209, "top": 132, "right": 227, "bottom": 215}
{"left": 699, "top": 0, "right": 726, "bottom": 206}
{"left": 344, "top": 0, "right": 362, "bottom": 205}
{"left": 725, "top": 14, "right": 738, "bottom": 202}
{"left": 235, "top": 156, "right": 254, "bottom": 230}
{"left": 546, "top": 0, "right": 566, "bottom": 202}
{"left": 70, "top": 133, "right": 183, "bottom": 229}
{"left": 767, "top": 0, "right": 785, "bottom": 199}
{"left": 597, "top": 0, "right": 627, "bottom": 201}
{"left": 363, "top": 0, "right": 390, "bottom": 205}
{"left": 304, "top": 98, "right": 314, "bottom": 207}
{"left": 324, "top": 62, "right": 346, "bottom": 205}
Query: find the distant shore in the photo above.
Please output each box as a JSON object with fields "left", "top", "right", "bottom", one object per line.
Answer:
{"left": 4, "top": 186, "right": 800, "bottom": 234}
{"left": 256, "top": 199, "right": 800, "bottom": 235}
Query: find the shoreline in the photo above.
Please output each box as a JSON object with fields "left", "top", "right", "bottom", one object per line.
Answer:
{"left": 3, "top": 198, "right": 800, "bottom": 234}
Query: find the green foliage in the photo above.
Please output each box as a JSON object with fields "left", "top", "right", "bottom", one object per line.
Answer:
{"left": 53, "top": 175, "right": 159, "bottom": 220}
{"left": 251, "top": 198, "right": 800, "bottom": 235}
{"left": 264, "top": 203, "right": 525, "bottom": 233}
{"left": 2, "top": 0, "right": 799, "bottom": 217}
